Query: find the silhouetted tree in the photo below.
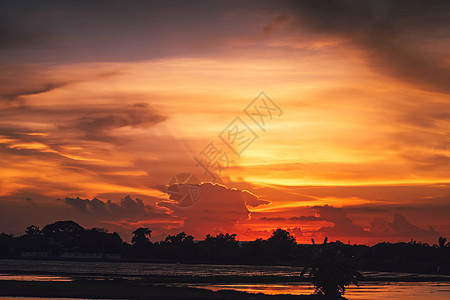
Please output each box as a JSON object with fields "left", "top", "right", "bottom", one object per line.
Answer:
{"left": 131, "top": 228, "right": 152, "bottom": 247}
{"left": 0, "top": 233, "right": 15, "bottom": 257}
{"left": 268, "top": 228, "right": 296, "bottom": 244}
{"left": 433, "top": 236, "right": 449, "bottom": 274}
{"left": 25, "top": 225, "right": 41, "bottom": 237}
{"left": 301, "top": 238, "right": 362, "bottom": 299}
{"left": 436, "top": 236, "right": 448, "bottom": 248}
{"left": 78, "top": 228, "right": 123, "bottom": 253}
{"left": 130, "top": 228, "right": 153, "bottom": 258}
{"left": 267, "top": 229, "right": 296, "bottom": 261}
{"left": 39, "top": 221, "right": 85, "bottom": 254}
{"left": 0, "top": 220, "right": 449, "bottom": 275}
{"left": 201, "top": 233, "right": 239, "bottom": 262}
{"left": 158, "top": 232, "right": 195, "bottom": 260}
{"left": 42, "top": 221, "right": 84, "bottom": 236}
{"left": 20, "top": 225, "right": 46, "bottom": 252}
{"left": 240, "top": 238, "right": 268, "bottom": 263}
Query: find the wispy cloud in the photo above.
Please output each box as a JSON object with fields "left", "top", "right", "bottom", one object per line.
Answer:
{"left": 2, "top": 82, "right": 67, "bottom": 101}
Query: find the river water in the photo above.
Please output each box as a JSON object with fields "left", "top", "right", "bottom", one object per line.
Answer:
{"left": 0, "top": 259, "right": 449, "bottom": 299}
{"left": 188, "top": 282, "right": 450, "bottom": 299}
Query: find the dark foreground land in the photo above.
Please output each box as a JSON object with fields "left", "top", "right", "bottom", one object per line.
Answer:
{"left": 0, "top": 280, "right": 320, "bottom": 299}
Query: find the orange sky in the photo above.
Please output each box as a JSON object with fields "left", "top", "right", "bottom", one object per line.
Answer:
{"left": 0, "top": 0, "right": 449, "bottom": 244}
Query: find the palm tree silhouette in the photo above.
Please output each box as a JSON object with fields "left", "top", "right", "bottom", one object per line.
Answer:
{"left": 131, "top": 228, "right": 152, "bottom": 247}
{"left": 437, "top": 236, "right": 448, "bottom": 249}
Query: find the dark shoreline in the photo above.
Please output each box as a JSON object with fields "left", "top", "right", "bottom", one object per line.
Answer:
{"left": 0, "top": 280, "right": 320, "bottom": 299}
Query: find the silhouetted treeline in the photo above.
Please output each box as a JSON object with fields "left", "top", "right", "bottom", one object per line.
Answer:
{"left": 0, "top": 221, "right": 449, "bottom": 275}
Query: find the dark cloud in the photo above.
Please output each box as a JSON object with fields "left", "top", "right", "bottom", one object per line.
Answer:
{"left": 284, "top": 0, "right": 450, "bottom": 93}
{"left": 64, "top": 197, "right": 107, "bottom": 214}
{"left": 312, "top": 205, "right": 442, "bottom": 240}
{"left": 0, "top": 102, "right": 167, "bottom": 144}
{"left": 66, "top": 103, "right": 167, "bottom": 140}
{"left": 0, "top": 11, "right": 44, "bottom": 50}
{"left": 369, "top": 217, "right": 389, "bottom": 236}
{"left": 63, "top": 195, "right": 171, "bottom": 219}
{"left": 387, "top": 213, "right": 440, "bottom": 238}
{"left": 287, "top": 227, "right": 304, "bottom": 238}
{"left": 2, "top": 82, "right": 67, "bottom": 101}
{"left": 259, "top": 217, "right": 286, "bottom": 221}
{"left": 344, "top": 206, "right": 388, "bottom": 213}
{"left": 313, "top": 205, "right": 369, "bottom": 237}
{"left": 290, "top": 216, "right": 324, "bottom": 221}
{"left": 0, "top": 65, "right": 122, "bottom": 106}
{"left": 158, "top": 183, "right": 270, "bottom": 238}
{"left": 261, "top": 13, "right": 291, "bottom": 37}
{"left": 0, "top": 0, "right": 275, "bottom": 64}
{"left": 282, "top": 184, "right": 450, "bottom": 206}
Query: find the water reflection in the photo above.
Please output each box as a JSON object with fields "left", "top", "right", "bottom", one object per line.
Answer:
{"left": 191, "top": 282, "right": 450, "bottom": 299}
{"left": 345, "top": 282, "right": 450, "bottom": 300}
{"left": 1, "top": 260, "right": 449, "bottom": 299}
{"left": 0, "top": 274, "right": 72, "bottom": 282}
{"left": 192, "top": 282, "right": 314, "bottom": 295}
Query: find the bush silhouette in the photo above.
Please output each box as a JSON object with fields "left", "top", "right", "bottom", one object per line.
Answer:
{"left": 301, "top": 238, "right": 362, "bottom": 299}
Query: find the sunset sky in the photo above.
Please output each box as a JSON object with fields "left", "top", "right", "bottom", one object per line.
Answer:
{"left": 1, "top": 0, "right": 449, "bottom": 244}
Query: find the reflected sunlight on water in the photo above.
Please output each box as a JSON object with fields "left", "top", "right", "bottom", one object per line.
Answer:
{"left": 193, "top": 282, "right": 450, "bottom": 299}
{"left": 0, "top": 274, "right": 72, "bottom": 282}
{"left": 345, "top": 282, "right": 450, "bottom": 300}
{"left": 195, "top": 282, "right": 314, "bottom": 295}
